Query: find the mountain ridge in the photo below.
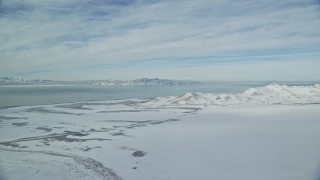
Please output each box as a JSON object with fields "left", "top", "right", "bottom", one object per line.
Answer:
{"left": 0, "top": 77, "right": 202, "bottom": 86}
{"left": 141, "top": 83, "right": 320, "bottom": 106}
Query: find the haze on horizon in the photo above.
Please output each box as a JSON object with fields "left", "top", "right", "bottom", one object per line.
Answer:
{"left": 0, "top": 0, "right": 319, "bottom": 81}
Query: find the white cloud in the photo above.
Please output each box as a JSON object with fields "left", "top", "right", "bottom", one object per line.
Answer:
{"left": 0, "top": 0, "right": 319, "bottom": 80}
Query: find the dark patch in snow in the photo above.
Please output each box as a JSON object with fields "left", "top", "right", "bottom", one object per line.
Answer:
{"left": 0, "top": 116, "right": 27, "bottom": 120}
{"left": 132, "top": 150, "right": 146, "bottom": 157}
{"left": 63, "top": 130, "right": 88, "bottom": 137}
{"left": 0, "top": 131, "right": 111, "bottom": 147}
{"left": 25, "top": 107, "right": 83, "bottom": 115}
{"left": 98, "top": 109, "right": 157, "bottom": 113}
{"left": 56, "top": 103, "right": 93, "bottom": 110}
{"left": 102, "top": 119, "right": 180, "bottom": 129}
{"left": 149, "top": 119, "right": 180, "bottom": 125}
{"left": 12, "top": 122, "right": 28, "bottom": 127}
{"left": 56, "top": 100, "right": 137, "bottom": 109}
{"left": 110, "top": 131, "right": 127, "bottom": 136}
{"left": 36, "top": 127, "right": 52, "bottom": 132}
{"left": 88, "top": 128, "right": 112, "bottom": 133}
{"left": 0, "top": 142, "right": 28, "bottom": 148}
{"left": 81, "top": 146, "right": 101, "bottom": 152}
{"left": 53, "top": 127, "right": 64, "bottom": 129}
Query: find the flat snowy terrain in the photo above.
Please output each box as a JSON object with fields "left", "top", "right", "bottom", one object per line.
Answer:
{"left": 0, "top": 84, "right": 320, "bottom": 180}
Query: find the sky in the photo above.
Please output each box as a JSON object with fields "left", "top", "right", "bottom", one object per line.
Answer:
{"left": 0, "top": 0, "right": 319, "bottom": 81}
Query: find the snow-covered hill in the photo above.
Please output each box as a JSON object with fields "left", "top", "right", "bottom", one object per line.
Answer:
{"left": 141, "top": 83, "right": 320, "bottom": 106}
{"left": 0, "top": 77, "right": 201, "bottom": 86}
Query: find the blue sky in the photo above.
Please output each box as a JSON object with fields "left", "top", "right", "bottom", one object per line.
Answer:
{"left": 0, "top": 0, "right": 319, "bottom": 81}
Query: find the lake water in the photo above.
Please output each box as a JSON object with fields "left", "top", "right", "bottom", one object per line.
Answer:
{"left": 0, "top": 82, "right": 316, "bottom": 108}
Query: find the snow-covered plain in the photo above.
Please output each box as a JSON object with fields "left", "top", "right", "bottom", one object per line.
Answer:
{"left": 0, "top": 84, "right": 320, "bottom": 180}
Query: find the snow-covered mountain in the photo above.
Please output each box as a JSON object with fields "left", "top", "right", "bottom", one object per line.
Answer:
{"left": 0, "top": 77, "right": 65, "bottom": 86}
{"left": 141, "top": 83, "right": 320, "bottom": 106}
{"left": 80, "top": 78, "right": 202, "bottom": 86}
{"left": 0, "top": 77, "right": 202, "bottom": 86}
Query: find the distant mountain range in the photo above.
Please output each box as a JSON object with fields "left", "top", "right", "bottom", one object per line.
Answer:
{"left": 0, "top": 77, "right": 203, "bottom": 86}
